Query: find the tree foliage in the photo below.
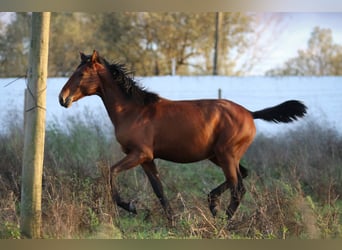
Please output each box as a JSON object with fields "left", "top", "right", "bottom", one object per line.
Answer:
{"left": 266, "top": 27, "right": 342, "bottom": 76}
{"left": 0, "top": 13, "right": 31, "bottom": 77}
{"left": 0, "top": 12, "right": 267, "bottom": 77}
{"left": 49, "top": 13, "right": 96, "bottom": 76}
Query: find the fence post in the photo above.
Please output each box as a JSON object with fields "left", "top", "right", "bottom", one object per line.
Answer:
{"left": 20, "top": 12, "right": 50, "bottom": 239}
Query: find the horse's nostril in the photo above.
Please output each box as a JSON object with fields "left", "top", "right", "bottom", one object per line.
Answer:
{"left": 59, "top": 94, "right": 71, "bottom": 108}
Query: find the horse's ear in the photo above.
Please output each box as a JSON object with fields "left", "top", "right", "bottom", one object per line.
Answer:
{"left": 91, "top": 50, "right": 100, "bottom": 63}
{"left": 80, "top": 51, "right": 87, "bottom": 62}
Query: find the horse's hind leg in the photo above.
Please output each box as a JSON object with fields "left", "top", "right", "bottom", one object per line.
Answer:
{"left": 239, "top": 164, "right": 249, "bottom": 179}
{"left": 209, "top": 156, "right": 246, "bottom": 219}
{"left": 208, "top": 181, "right": 229, "bottom": 217}
{"left": 141, "top": 161, "right": 174, "bottom": 226}
{"left": 208, "top": 157, "right": 247, "bottom": 217}
{"left": 227, "top": 174, "right": 246, "bottom": 219}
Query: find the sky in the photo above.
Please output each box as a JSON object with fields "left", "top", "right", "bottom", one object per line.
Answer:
{"left": 252, "top": 12, "right": 342, "bottom": 75}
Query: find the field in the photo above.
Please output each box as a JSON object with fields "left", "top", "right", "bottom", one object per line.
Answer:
{"left": 0, "top": 109, "right": 341, "bottom": 239}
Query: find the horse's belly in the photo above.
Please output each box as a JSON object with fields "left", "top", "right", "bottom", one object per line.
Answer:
{"left": 155, "top": 152, "right": 209, "bottom": 163}
{"left": 154, "top": 140, "right": 213, "bottom": 163}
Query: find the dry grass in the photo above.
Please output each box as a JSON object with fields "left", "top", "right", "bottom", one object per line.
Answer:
{"left": 0, "top": 111, "right": 341, "bottom": 238}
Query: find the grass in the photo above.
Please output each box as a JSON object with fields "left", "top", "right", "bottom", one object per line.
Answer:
{"left": 0, "top": 109, "right": 341, "bottom": 239}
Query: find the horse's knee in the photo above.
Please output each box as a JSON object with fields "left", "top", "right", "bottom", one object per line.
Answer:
{"left": 232, "top": 180, "right": 246, "bottom": 200}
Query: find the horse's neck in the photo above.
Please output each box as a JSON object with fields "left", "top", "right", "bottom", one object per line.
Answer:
{"left": 100, "top": 78, "right": 140, "bottom": 127}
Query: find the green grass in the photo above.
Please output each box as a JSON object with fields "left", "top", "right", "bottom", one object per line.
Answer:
{"left": 0, "top": 110, "right": 341, "bottom": 238}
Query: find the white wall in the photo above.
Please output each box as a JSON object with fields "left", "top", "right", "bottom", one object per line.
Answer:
{"left": 1, "top": 76, "right": 341, "bottom": 135}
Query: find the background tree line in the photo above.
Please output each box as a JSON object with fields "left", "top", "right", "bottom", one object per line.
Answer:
{"left": 0, "top": 12, "right": 270, "bottom": 77}
{"left": 1, "top": 13, "right": 342, "bottom": 77}
{"left": 0, "top": 12, "right": 254, "bottom": 77}
{"left": 266, "top": 26, "right": 342, "bottom": 76}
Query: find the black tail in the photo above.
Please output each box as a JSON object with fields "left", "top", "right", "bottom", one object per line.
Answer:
{"left": 252, "top": 100, "right": 307, "bottom": 123}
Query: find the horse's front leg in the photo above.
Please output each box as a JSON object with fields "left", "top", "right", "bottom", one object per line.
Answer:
{"left": 141, "top": 161, "right": 174, "bottom": 226}
{"left": 110, "top": 152, "right": 151, "bottom": 214}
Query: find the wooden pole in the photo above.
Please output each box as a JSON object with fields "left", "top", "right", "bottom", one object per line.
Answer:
{"left": 20, "top": 12, "right": 50, "bottom": 238}
{"left": 213, "top": 12, "right": 222, "bottom": 75}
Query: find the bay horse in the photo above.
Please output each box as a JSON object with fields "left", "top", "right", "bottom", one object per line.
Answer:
{"left": 59, "top": 50, "right": 307, "bottom": 225}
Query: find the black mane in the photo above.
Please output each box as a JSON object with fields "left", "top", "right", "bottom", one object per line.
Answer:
{"left": 101, "top": 58, "right": 160, "bottom": 105}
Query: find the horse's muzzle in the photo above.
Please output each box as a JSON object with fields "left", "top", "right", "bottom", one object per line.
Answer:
{"left": 59, "top": 94, "right": 72, "bottom": 108}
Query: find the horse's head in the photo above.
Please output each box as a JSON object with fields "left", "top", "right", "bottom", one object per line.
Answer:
{"left": 59, "top": 50, "right": 105, "bottom": 108}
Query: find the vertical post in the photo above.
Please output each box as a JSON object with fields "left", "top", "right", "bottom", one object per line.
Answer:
{"left": 20, "top": 12, "right": 50, "bottom": 238}
{"left": 171, "top": 58, "right": 176, "bottom": 76}
{"left": 218, "top": 88, "right": 222, "bottom": 99}
{"left": 213, "top": 12, "right": 222, "bottom": 75}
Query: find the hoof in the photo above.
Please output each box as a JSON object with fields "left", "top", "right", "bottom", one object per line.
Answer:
{"left": 209, "top": 205, "right": 219, "bottom": 217}
{"left": 128, "top": 200, "right": 137, "bottom": 214}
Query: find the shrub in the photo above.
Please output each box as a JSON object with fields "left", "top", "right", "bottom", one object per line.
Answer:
{"left": 245, "top": 119, "right": 342, "bottom": 204}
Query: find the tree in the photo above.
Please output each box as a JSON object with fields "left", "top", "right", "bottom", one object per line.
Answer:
{"left": 20, "top": 12, "right": 50, "bottom": 238}
{"left": 94, "top": 13, "right": 147, "bottom": 73}
{"left": 134, "top": 12, "right": 209, "bottom": 75}
{"left": 121, "top": 13, "right": 257, "bottom": 76}
{"left": 0, "top": 13, "right": 31, "bottom": 77}
{"left": 266, "top": 27, "right": 342, "bottom": 76}
{"left": 48, "top": 13, "right": 102, "bottom": 76}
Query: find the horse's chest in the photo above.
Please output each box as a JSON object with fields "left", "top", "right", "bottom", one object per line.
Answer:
{"left": 115, "top": 123, "right": 153, "bottom": 153}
